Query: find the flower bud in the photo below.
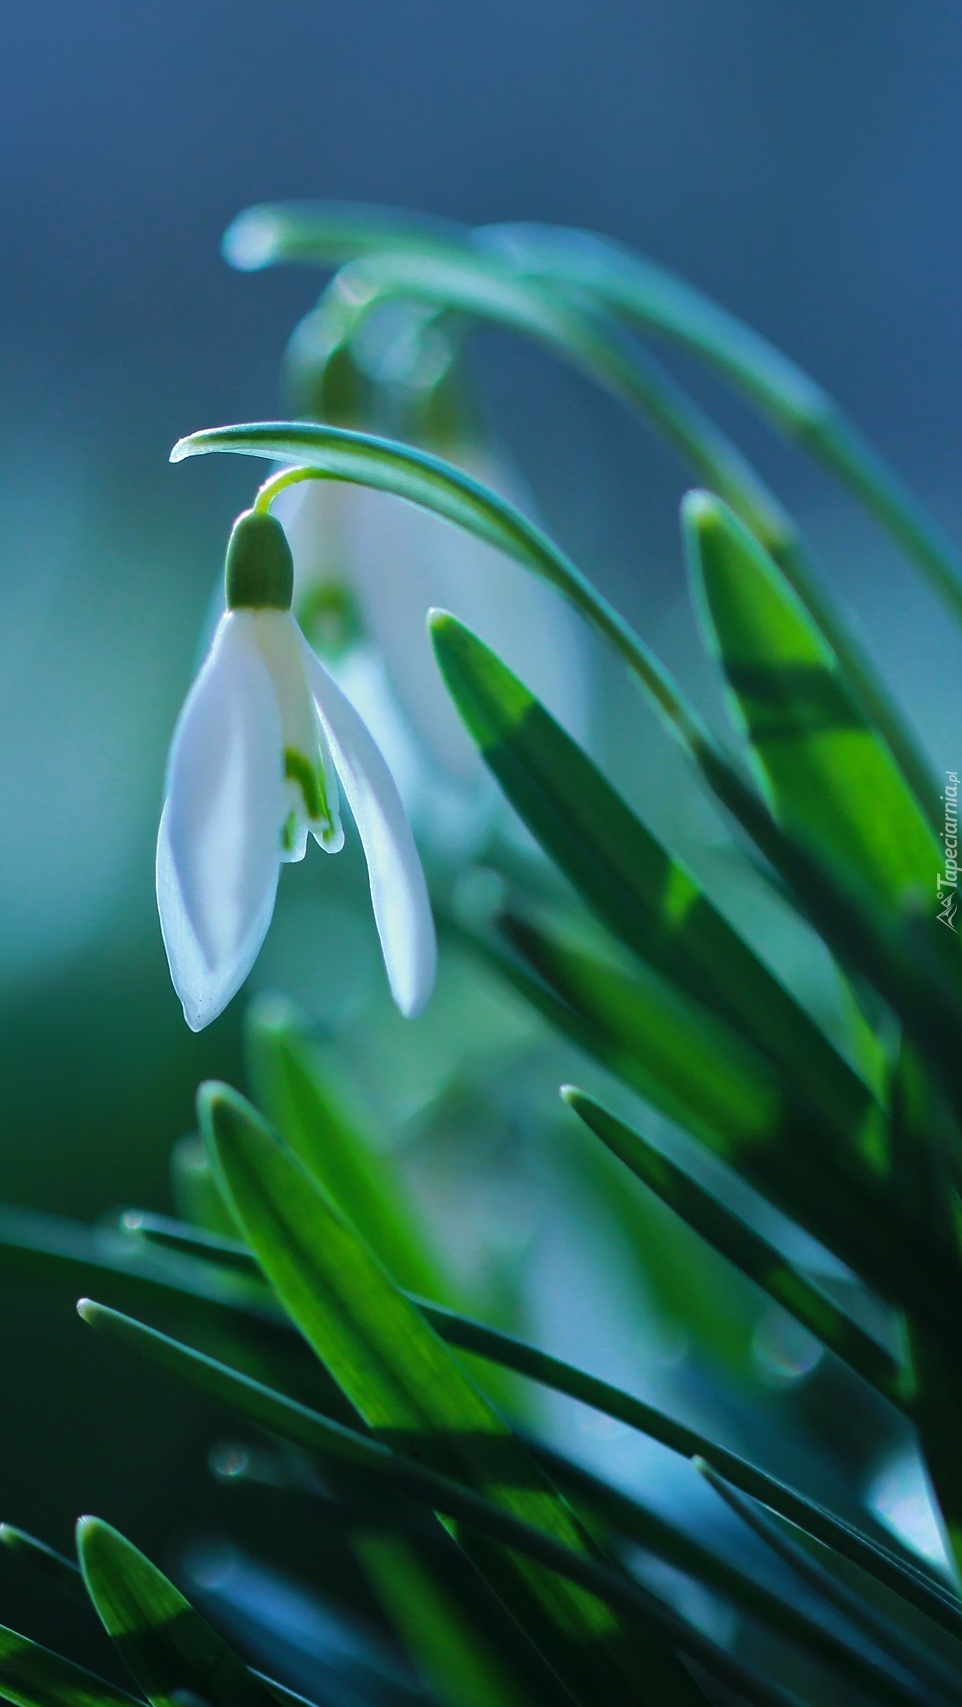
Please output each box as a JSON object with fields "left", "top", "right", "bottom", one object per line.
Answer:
{"left": 225, "top": 510, "right": 294, "bottom": 610}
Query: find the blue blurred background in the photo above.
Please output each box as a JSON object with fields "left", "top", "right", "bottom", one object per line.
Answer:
{"left": 0, "top": 0, "right": 959, "bottom": 1659}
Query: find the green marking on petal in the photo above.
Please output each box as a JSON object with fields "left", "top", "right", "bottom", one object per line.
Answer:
{"left": 284, "top": 747, "right": 335, "bottom": 835}
{"left": 280, "top": 810, "right": 298, "bottom": 854}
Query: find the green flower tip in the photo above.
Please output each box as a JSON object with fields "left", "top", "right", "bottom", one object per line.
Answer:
{"left": 225, "top": 510, "right": 294, "bottom": 611}
{"left": 559, "top": 1084, "right": 580, "bottom": 1108}
{"left": 76, "top": 1297, "right": 97, "bottom": 1325}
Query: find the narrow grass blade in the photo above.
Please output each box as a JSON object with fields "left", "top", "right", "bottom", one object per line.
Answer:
{"left": 482, "top": 219, "right": 962, "bottom": 628}
{"left": 696, "top": 1461, "right": 962, "bottom": 1700}
{"left": 79, "top": 1286, "right": 961, "bottom": 1646}
{"left": 503, "top": 907, "right": 786, "bottom": 1154}
{"left": 0, "top": 1203, "right": 351, "bottom": 1423}
{"left": 244, "top": 995, "right": 448, "bottom": 1300}
{"left": 170, "top": 1136, "right": 237, "bottom": 1239}
{"left": 429, "top": 609, "right": 874, "bottom": 1146}
{"left": 563, "top": 1087, "right": 909, "bottom": 1410}
{"left": 77, "top": 1519, "right": 278, "bottom": 1707}
{"left": 201, "top": 1083, "right": 711, "bottom": 1707}
{"left": 222, "top": 201, "right": 467, "bottom": 270}
{"left": 318, "top": 250, "right": 794, "bottom": 558}
{"left": 686, "top": 492, "right": 939, "bottom": 915}
{"left": 0, "top": 1625, "right": 141, "bottom": 1707}
{"left": 65, "top": 1201, "right": 947, "bottom": 1625}
{"left": 888, "top": 1046, "right": 962, "bottom": 1584}
{"left": 0, "top": 1526, "right": 82, "bottom": 1596}
{"left": 77, "top": 1302, "right": 914, "bottom": 1707}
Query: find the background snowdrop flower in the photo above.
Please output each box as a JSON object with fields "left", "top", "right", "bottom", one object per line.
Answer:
{"left": 156, "top": 509, "right": 436, "bottom": 1031}
{"left": 275, "top": 445, "right": 591, "bottom": 845}
{"left": 274, "top": 293, "right": 592, "bottom": 851}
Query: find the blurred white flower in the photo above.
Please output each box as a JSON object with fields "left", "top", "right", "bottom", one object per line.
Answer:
{"left": 157, "top": 510, "right": 436, "bottom": 1030}
{"left": 274, "top": 443, "right": 591, "bottom": 845}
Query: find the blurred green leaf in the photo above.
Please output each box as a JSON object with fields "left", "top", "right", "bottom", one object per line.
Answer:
{"left": 564, "top": 1087, "right": 909, "bottom": 1410}
{"left": 170, "top": 1136, "right": 237, "bottom": 1240}
{"left": 244, "top": 995, "right": 448, "bottom": 1301}
{"left": 199, "top": 1083, "right": 711, "bottom": 1707}
{"left": 686, "top": 492, "right": 939, "bottom": 915}
{"left": 888, "top": 1045, "right": 962, "bottom": 1584}
{"left": 76, "top": 1519, "right": 276, "bottom": 1707}
{"left": 222, "top": 199, "right": 953, "bottom": 817}
{"left": 0, "top": 1624, "right": 141, "bottom": 1707}
{"left": 225, "top": 202, "right": 962, "bottom": 628}
{"left": 486, "top": 219, "right": 962, "bottom": 630}
{"left": 352, "top": 1535, "right": 532, "bottom": 1707}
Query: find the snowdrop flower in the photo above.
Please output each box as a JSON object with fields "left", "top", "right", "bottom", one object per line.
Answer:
{"left": 157, "top": 508, "right": 436, "bottom": 1030}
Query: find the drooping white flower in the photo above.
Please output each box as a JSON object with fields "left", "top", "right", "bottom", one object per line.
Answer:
{"left": 157, "top": 509, "right": 436, "bottom": 1030}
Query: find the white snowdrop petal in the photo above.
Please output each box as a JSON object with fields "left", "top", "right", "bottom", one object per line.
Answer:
{"left": 299, "top": 634, "right": 437, "bottom": 1017}
{"left": 157, "top": 613, "right": 286, "bottom": 1030}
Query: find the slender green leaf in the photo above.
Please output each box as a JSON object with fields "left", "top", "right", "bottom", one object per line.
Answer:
{"left": 0, "top": 1203, "right": 348, "bottom": 1422}
{"left": 225, "top": 202, "right": 962, "bottom": 629}
{"left": 0, "top": 1625, "right": 140, "bottom": 1707}
{"left": 696, "top": 1461, "right": 962, "bottom": 1700}
{"left": 482, "top": 219, "right": 962, "bottom": 628}
{"left": 76, "top": 1519, "right": 277, "bottom": 1707}
{"left": 0, "top": 1527, "right": 81, "bottom": 1596}
{"left": 563, "top": 1087, "right": 909, "bottom": 1410}
{"left": 79, "top": 1299, "right": 781, "bottom": 1701}
{"left": 686, "top": 492, "right": 939, "bottom": 913}
{"left": 80, "top": 1276, "right": 962, "bottom": 1643}
{"left": 200, "top": 1083, "right": 711, "bottom": 1707}
{"left": 504, "top": 906, "right": 784, "bottom": 1141}
{"left": 315, "top": 250, "right": 793, "bottom": 556}
{"left": 0, "top": 1194, "right": 954, "bottom": 1646}
{"left": 244, "top": 995, "right": 448, "bottom": 1300}
{"left": 429, "top": 608, "right": 874, "bottom": 1147}
{"left": 79, "top": 1301, "right": 928, "bottom": 1707}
